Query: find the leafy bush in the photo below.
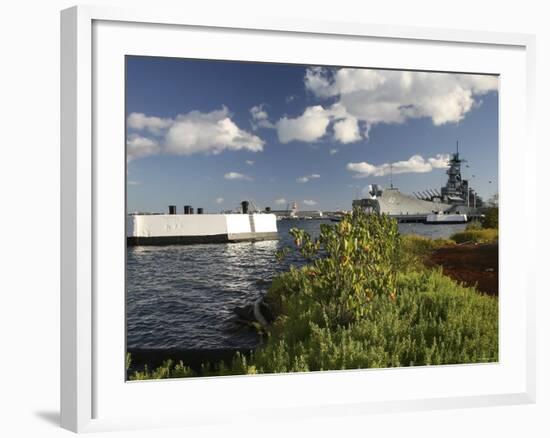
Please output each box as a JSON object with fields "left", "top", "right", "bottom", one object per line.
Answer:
{"left": 129, "top": 358, "right": 195, "bottom": 380}
{"left": 274, "top": 211, "right": 400, "bottom": 327}
{"left": 397, "top": 234, "right": 454, "bottom": 272}
{"left": 482, "top": 207, "right": 498, "bottom": 229}
{"left": 466, "top": 220, "right": 483, "bottom": 231}
{"left": 401, "top": 234, "right": 453, "bottom": 255}
{"left": 450, "top": 228, "right": 498, "bottom": 244}
{"left": 236, "top": 269, "right": 498, "bottom": 372}
{"left": 267, "top": 212, "right": 401, "bottom": 328}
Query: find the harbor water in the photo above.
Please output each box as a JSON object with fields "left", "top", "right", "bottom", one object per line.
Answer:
{"left": 127, "top": 220, "right": 466, "bottom": 351}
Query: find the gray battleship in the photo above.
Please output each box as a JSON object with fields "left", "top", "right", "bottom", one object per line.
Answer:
{"left": 352, "top": 146, "right": 484, "bottom": 223}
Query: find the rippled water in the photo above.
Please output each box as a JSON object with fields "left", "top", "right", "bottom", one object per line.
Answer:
{"left": 126, "top": 219, "right": 466, "bottom": 350}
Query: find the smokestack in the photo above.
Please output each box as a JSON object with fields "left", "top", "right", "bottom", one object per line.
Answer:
{"left": 241, "top": 200, "right": 249, "bottom": 214}
{"left": 197, "top": 208, "right": 204, "bottom": 214}
{"left": 184, "top": 205, "right": 191, "bottom": 215}
{"left": 168, "top": 205, "right": 177, "bottom": 215}
{"left": 189, "top": 207, "right": 194, "bottom": 214}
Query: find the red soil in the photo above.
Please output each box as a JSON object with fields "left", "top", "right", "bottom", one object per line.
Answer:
{"left": 426, "top": 243, "right": 498, "bottom": 296}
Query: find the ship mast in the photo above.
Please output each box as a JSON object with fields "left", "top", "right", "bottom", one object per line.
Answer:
{"left": 440, "top": 140, "right": 469, "bottom": 205}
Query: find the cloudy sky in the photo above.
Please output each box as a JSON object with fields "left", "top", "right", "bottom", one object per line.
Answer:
{"left": 126, "top": 56, "right": 498, "bottom": 213}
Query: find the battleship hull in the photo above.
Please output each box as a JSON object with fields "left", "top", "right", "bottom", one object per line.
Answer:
{"left": 366, "top": 189, "right": 447, "bottom": 216}
{"left": 353, "top": 189, "right": 480, "bottom": 222}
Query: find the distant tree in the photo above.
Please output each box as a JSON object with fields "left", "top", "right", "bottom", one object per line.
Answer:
{"left": 482, "top": 207, "right": 498, "bottom": 229}
{"left": 487, "top": 193, "right": 499, "bottom": 208}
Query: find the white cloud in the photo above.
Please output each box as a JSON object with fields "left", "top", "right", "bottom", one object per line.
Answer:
{"left": 329, "top": 148, "right": 339, "bottom": 155}
{"left": 126, "top": 107, "right": 264, "bottom": 159}
{"left": 347, "top": 154, "right": 450, "bottom": 178}
{"left": 127, "top": 113, "right": 172, "bottom": 134}
{"left": 215, "top": 197, "right": 224, "bottom": 204}
{"left": 274, "top": 198, "right": 287, "bottom": 205}
{"left": 303, "top": 199, "right": 317, "bottom": 206}
{"left": 127, "top": 180, "right": 140, "bottom": 186}
{"left": 278, "top": 67, "right": 497, "bottom": 145}
{"left": 333, "top": 117, "right": 361, "bottom": 143}
{"left": 165, "top": 107, "right": 264, "bottom": 155}
{"left": 127, "top": 134, "right": 161, "bottom": 160}
{"left": 224, "top": 172, "right": 253, "bottom": 181}
{"left": 427, "top": 154, "right": 451, "bottom": 169}
{"left": 305, "top": 67, "right": 498, "bottom": 127}
{"left": 274, "top": 102, "right": 365, "bottom": 145}
{"left": 304, "top": 67, "right": 334, "bottom": 99}
{"left": 250, "top": 104, "right": 274, "bottom": 129}
{"left": 296, "top": 173, "right": 321, "bottom": 183}
{"left": 276, "top": 106, "right": 331, "bottom": 143}
{"left": 245, "top": 160, "right": 254, "bottom": 166}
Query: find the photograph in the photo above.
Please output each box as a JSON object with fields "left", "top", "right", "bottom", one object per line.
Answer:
{"left": 125, "top": 56, "right": 499, "bottom": 380}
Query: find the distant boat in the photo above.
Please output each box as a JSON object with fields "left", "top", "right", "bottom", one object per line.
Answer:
{"left": 426, "top": 212, "right": 468, "bottom": 224}
{"left": 328, "top": 212, "right": 346, "bottom": 222}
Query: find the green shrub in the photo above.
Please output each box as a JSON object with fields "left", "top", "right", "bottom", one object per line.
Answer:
{"left": 466, "top": 220, "right": 483, "bottom": 231}
{"left": 234, "top": 269, "right": 498, "bottom": 373}
{"left": 482, "top": 207, "right": 498, "bottom": 229}
{"left": 450, "top": 228, "right": 498, "bottom": 244}
{"left": 129, "top": 359, "right": 196, "bottom": 380}
{"left": 397, "top": 235, "right": 454, "bottom": 272}
{"left": 267, "top": 211, "right": 401, "bottom": 328}
{"left": 401, "top": 234, "right": 454, "bottom": 255}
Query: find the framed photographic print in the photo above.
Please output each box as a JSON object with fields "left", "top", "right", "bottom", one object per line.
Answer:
{"left": 61, "top": 5, "right": 536, "bottom": 433}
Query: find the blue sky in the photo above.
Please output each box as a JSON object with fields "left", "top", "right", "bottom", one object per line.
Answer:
{"left": 126, "top": 56, "right": 498, "bottom": 213}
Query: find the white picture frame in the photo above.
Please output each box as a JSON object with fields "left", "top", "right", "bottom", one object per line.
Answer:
{"left": 60, "top": 4, "right": 536, "bottom": 433}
